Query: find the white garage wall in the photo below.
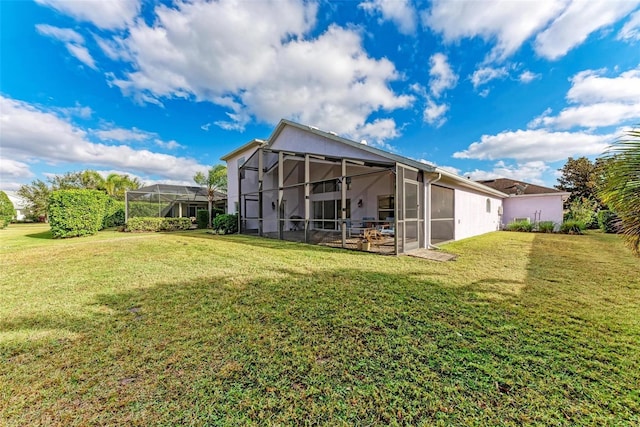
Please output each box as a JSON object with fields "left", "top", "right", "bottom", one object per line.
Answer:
{"left": 454, "top": 186, "right": 503, "bottom": 241}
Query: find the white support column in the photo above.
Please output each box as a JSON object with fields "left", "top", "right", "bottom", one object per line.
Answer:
{"left": 304, "top": 154, "right": 310, "bottom": 243}
{"left": 278, "top": 151, "right": 284, "bottom": 240}
{"left": 258, "top": 148, "right": 264, "bottom": 236}
{"left": 341, "top": 159, "right": 347, "bottom": 248}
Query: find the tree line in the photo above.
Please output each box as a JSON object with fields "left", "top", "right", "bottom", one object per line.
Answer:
{"left": 16, "top": 171, "right": 142, "bottom": 222}
{"left": 555, "top": 127, "right": 639, "bottom": 254}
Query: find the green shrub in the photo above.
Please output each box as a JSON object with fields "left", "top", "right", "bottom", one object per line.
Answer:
{"left": 128, "top": 201, "right": 160, "bottom": 218}
{"left": 49, "top": 190, "right": 107, "bottom": 238}
{"left": 213, "top": 207, "right": 224, "bottom": 218}
{"left": 537, "top": 221, "right": 556, "bottom": 233}
{"left": 126, "top": 217, "right": 191, "bottom": 232}
{"left": 0, "top": 191, "right": 15, "bottom": 229}
{"left": 102, "top": 198, "right": 125, "bottom": 228}
{"left": 566, "top": 198, "right": 598, "bottom": 229}
{"left": 213, "top": 213, "right": 238, "bottom": 234}
{"left": 196, "top": 209, "right": 209, "bottom": 229}
{"left": 560, "top": 220, "right": 586, "bottom": 234}
{"left": 162, "top": 218, "right": 192, "bottom": 231}
{"left": 505, "top": 220, "right": 533, "bottom": 232}
{"left": 597, "top": 210, "right": 620, "bottom": 233}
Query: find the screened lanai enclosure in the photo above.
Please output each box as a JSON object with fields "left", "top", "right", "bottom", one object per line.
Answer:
{"left": 238, "top": 147, "right": 428, "bottom": 255}
{"left": 125, "top": 184, "right": 225, "bottom": 221}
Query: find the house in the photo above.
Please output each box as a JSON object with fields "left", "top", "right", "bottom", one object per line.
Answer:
{"left": 221, "top": 119, "right": 509, "bottom": 255}
{"left": 4, "top": 191, "right": 28, "bottom": 221}
{"left": 477, "top": 179, "right": 569, "bottom": 227}
{"left": 125, "top": 184, "right": 226, "bottom": 222}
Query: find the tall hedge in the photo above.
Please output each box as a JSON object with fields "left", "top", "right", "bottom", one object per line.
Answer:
{"left": 0, "top": 191, "right": 15, "bottom": 229}
{"left": 196, "top": 209, "right": 209, "bottom": 229}
{"left": 213, "top": 213, "right": 238, "bottom": 234}
{"left": 49, "top": 189, "right": 107, "bottom": 238}
{"left": 103, "top": 198, "right": 125, "bottom": 228}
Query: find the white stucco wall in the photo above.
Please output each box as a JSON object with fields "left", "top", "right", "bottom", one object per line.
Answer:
{"left": 454, "top": 185, "right": 503, "bottom": 241}
{"left": 270, "top": 126, "right": 390, "bottom": 163}
{"left": 503, "top": 194, "right": 564, "bottom": 226}
{"left": 225, "top": 147, "right": 260, "bottom": 214}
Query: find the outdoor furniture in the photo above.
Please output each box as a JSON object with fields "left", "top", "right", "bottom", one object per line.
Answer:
{"left": 364, "top": 228, "right": 384, "bottom": 242}
{"left": 289, "top": 215, "right": 303, "bottom": 231}
{"left": 348, "top": 217, "right": 376, "bottom": 237}
{"left": 378, "top": 217, "right": 395, "bottom": 236}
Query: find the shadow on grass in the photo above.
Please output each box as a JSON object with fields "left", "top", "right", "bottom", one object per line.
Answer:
{"left": 173, "top": 230, "right": 374, "bottom": 255}
{"left": 3, "top": 239, "right": 640, "bottom": 425}
{"left": 25, "top": 230, "right": 53, "bottom": 240}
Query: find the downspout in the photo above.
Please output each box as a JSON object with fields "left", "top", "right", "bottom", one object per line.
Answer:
{"left": 426, "top": 172, "right": 441, "bottom": 250}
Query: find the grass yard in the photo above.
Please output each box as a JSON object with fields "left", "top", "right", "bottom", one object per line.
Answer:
{"left": 1, "top": 224, "right": 639, "bottom": 426}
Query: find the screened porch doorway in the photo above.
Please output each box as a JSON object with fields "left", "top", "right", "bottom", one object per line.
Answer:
{"left": 403, "top": 179, "right": 420, "bottom": 252}
{"left": 431, "top": 185, "right": 455, "bottom": 244}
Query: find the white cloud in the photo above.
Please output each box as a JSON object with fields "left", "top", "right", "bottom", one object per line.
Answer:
{"left": 424, "top": 0, "right": 638, "bottom": 62}
{"left": 453, "top": 129, "right": 612, "bottom": 162}
{"left": 94, "top": 126, "right": 155, "bottom": 142}
{"left": 35, "top": 0, "right": 141, "bottom": 30}
{"left": 359, "top": 0, "right": 418, "bottom": 35}
{"left": 0, "top": 96, "right": 207, "bottom": 182}
{"left": 470, "top": 66, "right": 508, "bottom": 88}
{"left": 530, "top": 67, "right": 640, "bottom": 129}
{"left": 94, "top": 35, "right": 131, "bottom": 61}
{"left": 0, "top": 159, "right": 34, "bottom": 190}
{"left": 97, "top": 0, "right": 412, "bottom": 143}
{"left": 423, "top": 0, "right": 566, "bottom": 62}
{"left": 534, "top": 0, "right": 640, "bottom": 60}
{"left": 55, "top": 103, "right": 93, "bottom": 119}
{"left": 155, "top": 139, "right": 183, "bottom": 150}
{"left": 36, "top": 24, "right": 97, "bottom": 69}
{"left": 428, "top": 53, "right": 458, "bottom": 97}
{"left": 35, "top": 24, "right": 83, "bottom": 44}
{"left": 350, "top": 118, "right": 400, "bottom": 148}
{"left": 65, "top": 44, "right": 98, "bottom": 70}
{"left": 567, "top": 68, "right": 640, "bottom": 104}
{"left": 464, "top": 160, "right": 549, "bottom": 184}
{"left": 519, "top": 70, "right": 540, "bottom": 83}
{"left": 423, "top": 98, "right": 448, "bottom": 127}
{"left": 618, "top": 10, "right": 640, "bottom": 41}
{"left": 533, "top": 102, "right": 640, "bottom": 129}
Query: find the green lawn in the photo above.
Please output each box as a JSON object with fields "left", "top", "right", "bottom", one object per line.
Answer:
{"left": 1, "top": 224, "right": 639, "bottom": 426}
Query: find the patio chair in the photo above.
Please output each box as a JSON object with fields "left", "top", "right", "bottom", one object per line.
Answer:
{"left": 347, "top": 217, "right": 376, "bottom": 237}
{"left": 378, "top": 217, "right": 395, "bottom": 236}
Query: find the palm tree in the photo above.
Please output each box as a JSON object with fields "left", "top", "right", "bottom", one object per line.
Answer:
{"left": 104, "top": 173, "right": 142, "bottom": 200}
{"left": 194, "top": 165, "right": 227, "bottom": 228}
{"left": 599, "top": 127, "right": 640, "bottom": 255}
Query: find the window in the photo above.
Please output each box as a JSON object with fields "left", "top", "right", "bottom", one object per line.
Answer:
{"left": 378, "top": 195, "right": 394, "bottom": 221}
{"left": 486, "top": 198, "right": 491, "bottom": 213}
{"left": 237, "top": 156, "right": 245, "bottom": 169}
{"left": 312, "top": 179, "right": 338, "bottom": 194}
{"left": 312, "top": 199, "right": 350, "bottom": 230}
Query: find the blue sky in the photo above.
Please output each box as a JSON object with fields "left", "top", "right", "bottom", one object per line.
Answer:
{"left": 2, "top": 0, "right": 639, "bottom": 191}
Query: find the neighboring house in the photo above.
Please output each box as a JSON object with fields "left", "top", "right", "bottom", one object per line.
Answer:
{"left": 221, "top": 119, "right": 508, "bottom": 255}
{"left": 125, "top": 184, "right": 226, "bottom": 222}
{"left": 477, "top": 179, "right": 570, "bottom": 227}
{"left": 4, "top": 191, "right": 27, "bottom": 221}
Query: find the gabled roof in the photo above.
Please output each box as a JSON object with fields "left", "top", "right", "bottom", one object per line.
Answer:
{"left": 477, "top": 178, "right": 567, "bottom": 196}
{"left": 3, "top": 191, "right": 27, "bottom": 209}
{"left": 220, "top": 138, "right": 266, "bottom": 161}
{"left": 266, "top": 119, "right": 508, "bottom": 198}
